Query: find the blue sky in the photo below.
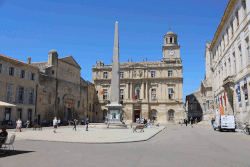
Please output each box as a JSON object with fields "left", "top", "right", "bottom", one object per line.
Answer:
{"left": 0, "top": 0, "right": 229, "bottom": 100}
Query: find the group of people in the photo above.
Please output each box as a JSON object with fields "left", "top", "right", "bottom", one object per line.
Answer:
{"left": 53, "top": 117, "right": 89, "bottom": 133}
{"left": 136, "top": 118, "right": 151, "bottom": 127}
{"left": 180, "top": 117, "right": 199, "bottom": 128}
{"left": 15, "top": 118, "right": 32, "bottom": 132}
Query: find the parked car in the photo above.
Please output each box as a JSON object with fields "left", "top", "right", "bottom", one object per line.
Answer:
{"left": 213, "top": 115, "right": 236, "bottom": 132}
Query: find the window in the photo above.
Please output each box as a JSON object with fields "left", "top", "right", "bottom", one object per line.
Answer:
{"left": 120, "top": 89, "right": 124, "bottom": 99}
{"left": 151, "top": 89, "right": 156, "bottom": 99}
{"left": 207, "top": 101, "right": 209, "bottom": 110}
{"left": 243, "top": 0, "right": 247, "bottom": 17}
{"left": 197, "top": 104, "right": 200, "bottom": 110}
{"left": 190, "top": 104, "right": 194, "bottom": 111}
{"left": 5, "top": 108, "right": 11, "bottom": 121}
{"left": 230, "top": 20, "right": 234, "bottom": 35}
{"left": 89, "top": 103, "right": 91, "bottom": 111}
{"left": 151, "top": 71, "right": 156, "bottom": 78}
{"left": 9, "top": 67, "right": 14, "bottom": 76}
{"left": 169, "top": 88, "right": 174, "bottom": 99}
{"left": 6, "top": 84, "right": 13, "bottom": 103}
{"left": 17, "top": 108, "right": 22, "bottom": 120}
{"left": 120, "top": 72, "right": 124, "bottom": 78}
{"left": 21, "top": 70, "right": 25, "bottom": 78}
{"left": 78, "top": 98, "right": 80, "bottom": 108}
{"left": 246, "top": 38, "right": 250, "bottom": 63}
{"left": 168, "top": 110, "right": 174, "bottom": 121}
{"left": 236, "top": 10, "right": 239, "bottom": 27}
{"left": 239, "top": 46, "right": 243, "bottom": 69}
{"left": 18, "top": 87, "right": 24, "bottom": 103}
{"left": 92, "top": 104, "right": 94, "bottom": 111}
{"left": 152, "top": 110, "right": 157, "bottom": 121}
{"left": 170, "top": 38, "right": 173, "bottom": 43}
{"left": 203, "top": 104, "right": 206, "bottom": 111}
{"left": 168, "top": 70, "right": 173, "bottom": 77}
{"left": 233, "top": 52, "right": 236, "bottom": 74}
{"left": 103, "top": 89, "right": 107, "bottom": 99}
{"left": 228, "top": 58, "right": 231, "bottom": 76}
{"left": 57, "top": 94, "right": 60, "bottom": 106}
{"left": 226, "top": 28, "right": 229, "bottom": 43}
{"left": 29, "top": 89, "right": 33, "bottom": 105}
{"left": 31, "top": 73, "right": 35, "bottom": 81}
{"left": 52, "top": 70, "right": 54, "bottom": 75}
{"left": 103, "top": 72, "right": 108, "bottom": 78}
{"left": 0, "top": 64, "right": 2, "bottom": 73}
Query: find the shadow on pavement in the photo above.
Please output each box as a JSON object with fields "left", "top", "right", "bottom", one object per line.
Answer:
{"left": 0, "top": 150, "right": 34, "bottom": 158}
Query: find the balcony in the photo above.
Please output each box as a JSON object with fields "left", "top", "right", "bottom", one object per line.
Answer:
{"left": 223, "top": 75, "right": 235, "bottom": 87}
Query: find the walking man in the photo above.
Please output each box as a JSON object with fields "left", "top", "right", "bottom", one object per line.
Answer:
{"left": 86, "top": 118, "right": 89, "bottom": 131}
{"left": 190, "top": 117, "right": 194, "bottom": 128}
{"left": 185, "top": 119, "right": 188, "bottom": 127}
{"left": 53, "top": 117, "right": 58, "bottom": 133}
{"left": 72, "top": 119, "right": 77, "bottom": 131}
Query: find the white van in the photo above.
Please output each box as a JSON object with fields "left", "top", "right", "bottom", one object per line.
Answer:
{"left": 213, "top": 115, "right": 236, "bottom": 132}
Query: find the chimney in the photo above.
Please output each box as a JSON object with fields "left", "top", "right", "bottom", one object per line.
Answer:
{"left": 27, "top": 57, "right": 31, "bottom": 64}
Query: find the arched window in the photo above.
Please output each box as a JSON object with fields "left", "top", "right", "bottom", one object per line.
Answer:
{"left": 152, "top": 110, "right": 157, "bottom": 121}
{"left": 78, "top": 98, "right": 80, "bottom": 108}
{"left": 170, "top": 37, "right": 173, "bottom": 43}
{"left": 168, "top": 110, "right": 174, "bottom": 121}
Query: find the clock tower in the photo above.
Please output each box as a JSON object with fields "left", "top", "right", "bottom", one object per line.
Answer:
{"left": 162, "top": 30, "right": 180, "bottom": 60}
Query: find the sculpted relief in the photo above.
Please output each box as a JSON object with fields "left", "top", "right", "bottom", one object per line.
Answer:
{"left": 132, "top": 70, "right": 143, "bottom": 78}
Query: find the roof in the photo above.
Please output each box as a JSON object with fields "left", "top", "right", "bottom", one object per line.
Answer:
{"left": 59, "top": 55, "right": 81, "bottom": 69}
{"left": 210, "top": 0, "right": 237, "bottom": 50}
{"left": 0, "top": 54, "right": 39, "bottom": 70}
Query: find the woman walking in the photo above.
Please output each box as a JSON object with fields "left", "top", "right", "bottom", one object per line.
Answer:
{"left": 72, "top": 119, "right": 77, "bottom": 131}
{"left": 26, "top": 119, "right": 30, "bottom": 129}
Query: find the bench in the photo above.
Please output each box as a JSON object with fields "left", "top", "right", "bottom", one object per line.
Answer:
{"left": 133, "top": 125, "right": 144, "bottom": 132}
{"left": 33, "top": 124, "right": 42, "bottom": 131}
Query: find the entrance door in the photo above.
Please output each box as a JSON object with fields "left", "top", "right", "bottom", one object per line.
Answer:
{"left": 28, "top": 109, "right": 32, "bottom": 122}
{"left": 38, "top": 115, "right": 40, "bottom": 125}
{"left": 134, "top": 110, "right": 140, "bottom": 122}
{"left": 67, "top": 108, "right": 71, "bottom": 121}
{"left": 5, "top": 108, "right": 11, "bottom": 121}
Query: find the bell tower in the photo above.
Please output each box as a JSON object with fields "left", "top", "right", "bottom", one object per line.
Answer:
{"left": 162, "top": 28, "right": 181, "bottom": 60}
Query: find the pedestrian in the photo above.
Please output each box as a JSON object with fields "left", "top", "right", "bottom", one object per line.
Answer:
{"left": 180, "top": 119, "right": 183, "bottom": 126}
{"left": 190, "top": 117, "right": 193, "bottom": 128}
{"left": 16, "top": 118, "right": 22, "bottom": 132}
{"left": 147, "top": 119, "right": 150, "bottom": 128}
{"left": 72, "top": 119, "right": 77, "bottom": 131}
{"left": 53, "top": 117, "right": 58, "bottom": 133}
{"left": 195, "top": 118, "right": 198, "bottom": 126}
{"left": 57, "top": 118, "right": 61, "bottom": 126}
{"left": 185, "top": 119, "right": 187, "bottom": 126}
{"left": 26, "top": 119, "right": 30, "bottom": 129}
{"left": 86, "top": 118, "right": 89, "bottom": 131}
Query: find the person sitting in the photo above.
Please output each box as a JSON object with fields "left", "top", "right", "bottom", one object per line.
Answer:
{"left": 0, "top": 127, "right": 8, "bottom": 148}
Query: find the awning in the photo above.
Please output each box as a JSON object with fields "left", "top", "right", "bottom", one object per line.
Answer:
{"left": 0, "top": 101, "right": 17, "bottom": 107}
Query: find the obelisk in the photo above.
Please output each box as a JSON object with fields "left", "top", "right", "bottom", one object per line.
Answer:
{"left": 106, "top": 21, "right": 123, "bottom": 124}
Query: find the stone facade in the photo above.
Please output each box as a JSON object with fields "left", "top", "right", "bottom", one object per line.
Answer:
{"left": 92, "top": 31, "right": 184, "bottom": 124}
{"left": 32, "top": 50, "right": 88, "bottom": 124}
{"left": 0, "top": 54, "right": 39, "bottom": 125}
{"left": 87, "top": 81, "right": 100, "bottom": 123}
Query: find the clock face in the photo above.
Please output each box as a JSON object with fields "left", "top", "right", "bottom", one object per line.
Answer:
{"left": 169, "top": 50, "right": 174, "bottom": 55}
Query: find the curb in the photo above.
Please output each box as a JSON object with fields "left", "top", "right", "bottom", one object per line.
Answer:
{"left": 18, "top": 126, "right": 167, "bottom": 144}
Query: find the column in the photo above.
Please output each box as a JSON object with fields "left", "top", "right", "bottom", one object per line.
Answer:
{"left": 142, "top": 82, "right": 145, "bottom": 99}
{"left": 125, "top": 82, "right": 129, "bottom": 100}
{"left": 145, "top": 82, "right": 148, "bottom": 99}
{"left": 130, "top": 82, "right": 132, "bottom": 100}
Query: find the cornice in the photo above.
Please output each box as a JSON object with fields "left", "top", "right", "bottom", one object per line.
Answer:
{"left": 210, "top": 0, "right": 238, "bottom": 50}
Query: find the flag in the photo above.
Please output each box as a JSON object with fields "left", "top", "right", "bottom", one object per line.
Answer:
{"left": 171, "top": 89, "right": 174, "bottom": 94}
{"left": 220, "top": 94, "right": 223, "bottom": 106}
{"left": 134, "top": 84, "right": 137, "bottom": 99}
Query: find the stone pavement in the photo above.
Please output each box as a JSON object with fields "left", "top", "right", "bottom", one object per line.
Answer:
{"left": 7, "top": 125, "right": 166, "bottom": 143}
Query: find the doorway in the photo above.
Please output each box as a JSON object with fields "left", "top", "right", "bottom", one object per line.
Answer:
{"left": 66, "top": 108, "right": 72, "bottom": 121}
{"left": 28, "top": 109, "right": 32, "bottom": 122}
{"left": 38, "top": 115, "right": 40, "bottom": 125}
{"left": 134, "top": 110, "right": 140, "bottom": 122}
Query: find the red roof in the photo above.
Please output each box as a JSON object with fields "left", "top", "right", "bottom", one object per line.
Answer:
{"left": 0, "top": 54, "right": 38, "bottom": 69}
